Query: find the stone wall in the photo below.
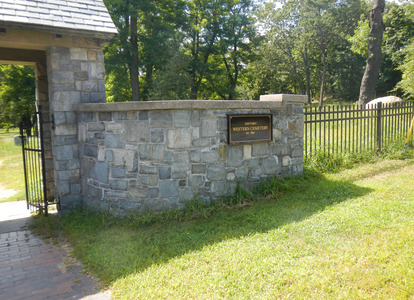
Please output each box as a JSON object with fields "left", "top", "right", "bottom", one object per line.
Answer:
{"left": 75, "top": 95, "right": 306, "bottom": 216}
{"left": 46, "top": 38, "right": 107, "bottom": 212}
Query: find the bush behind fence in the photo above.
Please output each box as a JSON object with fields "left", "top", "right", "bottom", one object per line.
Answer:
{"left": 304, "top": 102, "right": 414, "bottom": 158}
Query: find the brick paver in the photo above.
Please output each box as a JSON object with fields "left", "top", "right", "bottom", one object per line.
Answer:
{"left": 0, "top": 230, "right": 110, "bottom": 300}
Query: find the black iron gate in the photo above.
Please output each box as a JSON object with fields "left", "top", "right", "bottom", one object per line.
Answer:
{"left": 19, "top": 106, "right": 49, "bottom": 215}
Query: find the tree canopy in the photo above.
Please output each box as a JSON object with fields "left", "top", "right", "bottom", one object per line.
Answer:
{"left": 0, "top": 65, "right": 35, "bottom": 129}
{"left": 1, "top": 0, "right": 413, "bottom": 121}
{"left": 101, "top": 0, "right": 414, "bottom": 103}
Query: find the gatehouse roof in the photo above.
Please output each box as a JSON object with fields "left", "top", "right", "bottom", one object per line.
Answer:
{"left": 0, "top": 0, "right": 117, "bottom": 39}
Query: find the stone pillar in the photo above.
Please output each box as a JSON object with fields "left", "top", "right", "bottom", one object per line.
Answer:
{"left": 46, "top": 37, "right": 106, "bottom": 212}
{"left": 35, "top": 60, "right": 54, "bottom": 201}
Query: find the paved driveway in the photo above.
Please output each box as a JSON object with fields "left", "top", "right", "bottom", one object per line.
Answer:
{"left": 0, "top": 201, "right": 111, "bottom": 299}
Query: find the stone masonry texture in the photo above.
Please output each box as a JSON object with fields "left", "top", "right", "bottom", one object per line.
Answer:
{"left": 47, "top": 39, "right": 107, "bottom": 212}
{"left": 76, "top": 98, "right": 305, "bottom": 216}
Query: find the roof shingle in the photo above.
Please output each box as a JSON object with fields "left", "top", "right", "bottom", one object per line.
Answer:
{"left": 0, "top": 0, "right": 117, "bottom": 37}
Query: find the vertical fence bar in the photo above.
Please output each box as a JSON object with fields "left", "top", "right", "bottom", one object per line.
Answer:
{"left": 323, "top": 106, "right": 326, "bottom": 155}
{"left": 309, "top": 107, "right": 313, "bottom": 157}
{"left": 377, "top": 102, "right": 382, "bottom": 153}
{"left": 304, "top": 107, "right": 308, "bottom": 158}
{"left": 328, "top": 106, "right": 331, "bottom": 156}
{"left": 38, "top": 106, "right": 48, "bottom": 216}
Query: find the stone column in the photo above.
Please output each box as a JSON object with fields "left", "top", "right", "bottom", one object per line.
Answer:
{"left": 47, "top": 37, "right": 106, "bottom": 212}
{"left": 35, "top": 60, "right": 54, "bottom": 201}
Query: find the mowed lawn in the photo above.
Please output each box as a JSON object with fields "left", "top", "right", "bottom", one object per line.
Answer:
{"left": 0, "top": 129, "right": 25, "bottom": 202}
{"left": 56, "top": 158, "right": 414, "bottom": 299}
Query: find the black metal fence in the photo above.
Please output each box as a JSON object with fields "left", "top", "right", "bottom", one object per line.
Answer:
{"left": 304, "top": 102, "right": 414, "bottom": 158}
{"left": 19, "top": 106, "right": 49, "bottom": 215}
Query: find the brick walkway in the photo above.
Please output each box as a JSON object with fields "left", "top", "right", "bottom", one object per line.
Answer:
{"left": 0, "top": 204, "right": 111, "bottom": 300}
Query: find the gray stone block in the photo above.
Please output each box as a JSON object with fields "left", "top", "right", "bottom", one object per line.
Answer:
{"left": 54, "top": 91, "right": 81, "bottom": 111}
{"left": 192, "top": 164, "right": 206, "bottom": 174}
{"left": 252, "top": 143, "right": 269, "bottom": 157}
{"left": 168, "top": 128, "right": 192, "bottom": 149}
{"left": 74, "top": 71, "right": 88, "bottom": 81}
{"left": 138, "top": 174, "right": 158, "bottom": 186}
{"left": 106, "top": 150, "right": 113, "bottom": 162}
{"left": 61, "top": 60, "right": 81, "bottom": 71}
{"left": 149, "top": 188, "right": 159, "bottom": 198}
{"left": 105, "top": 133, "right": 123, "bottom": 148}
{"left": 70, "top": 183, "right": 81, "bottom": 195}
{"left": 172, "top": 171, "right": 187, "bottom": 179}
{"left": 50, "top": 71, "right": 74, "bottom": 84}
{"left": 159, "top": 180, "right": 178, "bottom": 197}
{"left": 190, "top": 150, "right": 201, "bottom": 163}
{"left": 191, "top": 110, "right": 200, "bottom": 127}
{"left": 207, "top": 163, "right": 226, "bottom": 181}
{"left": 112, "top": 166, "right": 126, "bottom": 178}
{"left": 54, "top": 112, "right": 66, "bottom": 126}
{"left": 99, "top": 112, "right": 112, "bottom": 121}
{"left": 152, "top": 144, "right": 164, "bottom": 160}
{"left": 139, "top": 144, "right": 151, "bottom": 160}
{"left": 201, "top": 150, "right": 218, "bottom": 163}
{"left": 173, "top": 152, "right": 189, "bottom": 172}
{"left": 82, "top": 112, "right": 96, "bottom": 122}
{"left": 291, "top": 148, "right": 303, "bottom": 158}
{"left": 90, "top": 92, "right": 106, "bottom": 103}
{"left": 159, "top": 167, "right": 171, "bottom": 180}
{"left": 227, "top": 146, "right": 243, "bottom": 167}
{"left": 173, "top": 111, "right": 191, "bottom": 127}
{"left": 189, "top": 175, "right": 204, "bottom": 187}
{"left": 150, "top": 111, "right": 173, "bottom": 128}
{"left": 249, "top": 167, "right": 262, "bottom": 177}
{"left": 129, "top": 185, "right": 150, "bottom": 198}
{"left": 110, "top": 180, "right": 128, "bottom": 191}
{"left": 151, "top": 131, "right": 164, "bottom": 143}
{"left": 263, "top": 156, "right": 278, "bottom": 175}
{"left": 201, "top": 119, "right": 217, "bottom": 137}
{"left": 82, "top": 81, "right": 98, "bottom": 92}
{"left": 54, "top": 145, "right": 73, "bottom": 160}
{"left": 193, "top": 138, "right": 210, "bottom": 147}
{"left": 246, "top": 158, "right": 260, "bottom": 167}
{"left": 139, "top": 165, "right": 157, "bottom": 175}
{"left": 92, "top": 162, "right": 109, "bottom": 183}
{"left": 84, "top": 144, "right": 98, "bottom": 157}
{"left": 125, "top": 121, "right": 149, "bottom": 143}
{"left": 139, "top": 111, "right": 148, "bottom": 120}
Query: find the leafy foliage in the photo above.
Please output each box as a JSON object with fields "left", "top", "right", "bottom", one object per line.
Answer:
{"left": 0, "top": 65, "right": 35, "bottom": 129}
{"left": 100, "top": 0, "right": 412, "bottom": 103}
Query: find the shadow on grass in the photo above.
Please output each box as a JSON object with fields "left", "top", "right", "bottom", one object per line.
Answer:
{"left": 42, "top": 169, "right": 378, "bottom": 285}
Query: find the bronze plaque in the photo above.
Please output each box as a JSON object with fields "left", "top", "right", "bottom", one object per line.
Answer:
{"left": 228, "top": 114, "right": 272, "bottom": 144}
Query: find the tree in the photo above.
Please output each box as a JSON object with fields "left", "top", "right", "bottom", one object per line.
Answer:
{"left": 209, "top": 0, "right": 256, "bottom": 100}
{"left": 250, "top": 0, "right": 364, "bottom": 103}
{"left": 358, "top": 0, "right": 386, "bottom": 106}
{"left": 398, "top": 40, "right": 414, "bottom": 99}
{"left": 377, "top": 1, "right": 414, "bottom": 97}
{"left": 0, "top": 65, "right": 35, "bottom": 131}
{"left": 104, "top": 0, "right": 185, "bottom": 101}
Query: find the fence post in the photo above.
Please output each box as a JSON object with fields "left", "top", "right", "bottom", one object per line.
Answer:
{"left": 376, "top": 102, "right": 382, "bottom": 153}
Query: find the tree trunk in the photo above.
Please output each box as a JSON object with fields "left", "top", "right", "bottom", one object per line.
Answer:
{"left": 129, "top": 15, "right": 140, "bottom": 101}
{"left": 358, "top": 0, "right": 385, "bottom": 106}
{"left": 319, "top": 47, "right": 327, "bottom": 110}
{"left": 301, "top": 45, "right": 311, "bottom": 104}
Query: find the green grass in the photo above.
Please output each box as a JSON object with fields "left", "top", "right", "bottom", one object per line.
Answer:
{"left": 0, "top": 128, "right": 25, "bottom": 202}
{"left": 34, "top": 157, "right": 414, "bottom": 299}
